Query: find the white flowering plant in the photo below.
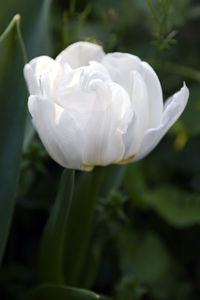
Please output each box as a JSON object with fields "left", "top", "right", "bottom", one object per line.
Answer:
{"left": 0, "top": 1, "right": 200, "bottom": 300}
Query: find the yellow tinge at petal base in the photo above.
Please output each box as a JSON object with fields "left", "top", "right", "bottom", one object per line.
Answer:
{"left": 114, "top": 154, "right": 136, "bottom": 165}
{"left": 81, "top": 163, "right": 94, "bottom": 171}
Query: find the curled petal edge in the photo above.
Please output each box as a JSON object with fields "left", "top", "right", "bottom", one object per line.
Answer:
{"left": 131, "top": 83, "right": 189, "bottom": 162}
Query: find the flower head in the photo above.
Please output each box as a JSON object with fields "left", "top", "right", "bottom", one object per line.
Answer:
{"left": 24, "top": 41, "right": 189, "bottom": 170}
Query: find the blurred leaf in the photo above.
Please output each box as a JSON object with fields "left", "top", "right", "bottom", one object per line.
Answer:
{"left": 146, "top": 185, "right": 200, "bottom": 227}
{"left": 22, "top": 284, "right": 102, "bottom": 300}
{"left": 0, "top": 0, "right": 54, "bottom": 267}
{"left": 38, "top": 169, "right": 75, "bottom": 283}
{"left": 0, "top": 0, "right": 54, "bottom": 154}
{"left": 26, "top": 0, "right": 53, "bottom": 59}
{"left": 23, "top": 0, "right": 53, "bottom": 152}
{"left": 116, "top": 226, "right": 186, "bottom": 299}
{"left": 79, "top": 238, "right": 105, "bottom": 289}
{"left": 117, "top": 227, "right": 173, "bottom": 284}
{"left": 116, "top": 276, "right": 147, "bottom": 300}
{"left": 0, "top": 15, "right": 27, "bottom": 264}
{"left": 0, "top": 0, "right": 54, "bottom": 152}
{"left": 125, "top": 164, "right": 200, "bottom": 227}
{"left": 0, "top": 0, "right": 53, "bottom": 54}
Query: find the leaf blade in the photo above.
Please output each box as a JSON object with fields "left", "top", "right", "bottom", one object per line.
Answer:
{"left": 38, "top": 169, "right": 75, "bottom": 283}
{"left": 22, "top": 284, "right": 100, "bottom": 300}
{"left": 0, "top": 15, "right": 27, "bottom": 264}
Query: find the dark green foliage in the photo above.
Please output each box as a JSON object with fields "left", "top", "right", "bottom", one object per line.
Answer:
{"left": 0, "top": 15, "right": 27, "bottom": 266}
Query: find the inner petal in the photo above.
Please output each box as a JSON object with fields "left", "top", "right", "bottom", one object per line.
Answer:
{"left": 56, "top": 62, "right": 112, "bottom": 112}
{"left": 102, "top": 52, "right": 142, "bottom": 96}
{"left": 80, "top": 81, "right": 133, "bottom": 166}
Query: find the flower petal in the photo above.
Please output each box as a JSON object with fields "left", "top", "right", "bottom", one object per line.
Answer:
{"left": 56, "top": 41, "right": 105, "bottom": 69}
{"left": 28, "top": 95, "right": 84, "bottom": 170}
{"left": 24, "top": 56, "right": 61, "bottom": 97}
{"left": 67, "top": 80, "right": 133, "bottom": 166}
{"left": 132, "top": 83, "right": 189, "bottom": 162}
{"left": 141, "top": 62, "right": 163, "bottom": 128}
{"left": 57, "top": 61, "right": 111, "bottom": 111}
{"left": 102, "top": 54, "right": 163, "bottom": 128}
{"left": 122, "top": 71, "right": 149, "bottom": 159}
{"left": 102, "top": 52, "right": 141, "bottom": 95}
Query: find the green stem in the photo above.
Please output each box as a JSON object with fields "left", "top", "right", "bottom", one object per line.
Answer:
{"left": 63, "top": 167, "right": 104, "bottom": 286}
{"left": 79, "top": 165, "right": 127, "bottom": 289}
{"left": 146, "top": 0, "right": 160, "bottom": 24}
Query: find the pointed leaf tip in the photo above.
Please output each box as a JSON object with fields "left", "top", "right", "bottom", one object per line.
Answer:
{"left": 14, "top": 14, "right": 21, "bottom": 21}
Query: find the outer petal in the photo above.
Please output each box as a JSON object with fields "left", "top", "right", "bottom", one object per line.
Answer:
{"left": 24, "top": 56, "right": 61, "bottom": 97}
{"left": 140, "top": 62, "right": 163, "bottom": 128}
{"left": 122, "top": 71, "right": 149, "bottom": 159}
{"left": 28, "top": 95, "right": 84, "bottom": 170}
{"left": 102, "top": 52, "right": 141, "bottom": 95}
{"left": 132, "top": 83, "right": 189, "bottom": 162}
{"left": 56, "top": 41, "right": 105, "bottom": 69}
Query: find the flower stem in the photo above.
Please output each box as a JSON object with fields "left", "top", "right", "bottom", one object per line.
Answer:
{"left": 63, "top": 167, "right": 104, "bottom": 286}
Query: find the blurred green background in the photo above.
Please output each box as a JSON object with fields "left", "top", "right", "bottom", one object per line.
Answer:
{"left": 1, "top": 0, "right": 200, "bottom": 299}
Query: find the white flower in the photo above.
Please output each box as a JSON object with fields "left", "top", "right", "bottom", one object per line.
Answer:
{"left": 24, "top": 41, "right": 189, "bottom": 171}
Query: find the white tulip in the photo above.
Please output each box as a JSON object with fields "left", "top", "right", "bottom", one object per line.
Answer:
{"left": 24, "top": 41, "right": 189, "bottom": 171}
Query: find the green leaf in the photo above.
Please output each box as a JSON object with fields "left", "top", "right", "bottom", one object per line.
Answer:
{"left": 146, "top": 185, "right": 200, "bottom": 227}
{"left": 0, "top": 1, "right": 54, "bottom": 153}
{"left": 79, "top": 237, "right": 105, "bottom": 289}
{"left": 23, "top": 0, "right": 53, "bottom": 152}
{"left": 26, "top": 0, "right": 53, "bottom": 59}
{"left": 116, "top": 276, "right": 147, "bottom": 300}
{"left": 125, "top": 165, "right": 200, "bottom": 227}
{"left": 117, "top": 228, "right": 173, "bottom": 284}
{"left": 22, "top": 284, "right": 101, "bottom": 300}
{"left": 116, "top": 226, "right": 183, "bottom": 299}
{"left": 0, "top": 0, "right": 53, "bottom": 57}
{"left": 38, "top": 169, "right": 75, "bottom": 283}
{"left": 0, "top": 15, "right": 27, "bottom": 265}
